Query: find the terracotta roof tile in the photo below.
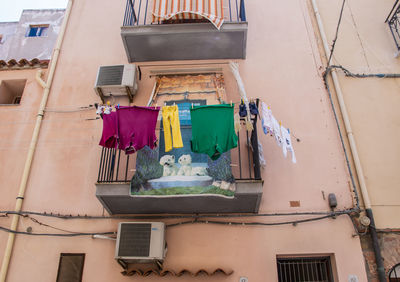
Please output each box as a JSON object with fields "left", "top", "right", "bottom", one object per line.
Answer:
{"left": 121, "top": 262, "right": 233, "bottom": 277}
{"left": 0, "top": 58, "right": 49, "bottom": 70}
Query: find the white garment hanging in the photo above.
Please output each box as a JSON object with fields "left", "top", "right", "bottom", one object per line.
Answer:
{"left": 272, "top": 115, "right": 283, "bottom": 146}
{"left": 261, "top": 101, "right": 273, "bottom": 135}
{"left": 258, "top": 139, "right": 267, "bottom": 168}
{"left": 281, "top": 125, "right": 297, "bottom": 163}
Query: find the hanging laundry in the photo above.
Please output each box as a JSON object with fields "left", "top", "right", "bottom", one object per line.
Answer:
{"left": 272, "top": 116, "right": 283, "bottom": 146}
{"left": 99, "top": 111, "right": 118, "bottom": 149}
{"left": 258, "top": 139, "right": 266, "bottom": 168}
{"left": 96, "top": 104, "right": 112, "bottom": 115}
{"left": 261, "top": 101, "right": 273, "bottom": 135}
{"left": 190, "top": 104, "right": 238, "bottom": 160}
{"left": 234, "top": 113, "right": 241, "bottom": 134}
{"left": 229, "top": 62, "right": 253, "bottom": 132}
{"left": 99, "top": 106, "right": 160, "bottom": 154}
{"left": 249, "top": 101, "right": 259, "bottom": 115}
{"left": 117, "top": 106, "right": 160, "bottom": 154}
{"left": 239, "top": 100, "right": 247, "bottom": 117}
{"left": 161, "top": 105, "right": 183, "bottom": 152}
{"left": 281, "top": 126, "right": 297, "bottom": 163}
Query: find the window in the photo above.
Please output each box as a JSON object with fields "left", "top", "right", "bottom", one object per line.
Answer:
{"left": 389, "top": 263, "right": 400, "bottom": 281}
{"left": 277, "top": 257, "right": 334, "bottom": 282}
{"left": 56, "top": 253, "right": 85, "bottom": 282}
{"left": 153, "top": 74, "right": 224, "bottom": 164}
{"left": 26, "top": 24, "right": 49, "bottom": 37}
{"left": 0, "top": 79, "right": 27, "bottom": 104}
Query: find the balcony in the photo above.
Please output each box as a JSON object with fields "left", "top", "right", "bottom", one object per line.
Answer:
{"left": 121, "top": 0, "right": 248, "bottom": 62}
{"left": 387, "top": 1, "right": 400, "bottom": 51}
{"left": 96, "top": 112, "right": 263, "bottom": 215}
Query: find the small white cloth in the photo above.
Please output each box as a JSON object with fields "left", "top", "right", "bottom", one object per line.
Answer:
{"left": 258, "top": 139, "right": 266, "bottom": 168}
{"left": 281, "top": 125, "right": 296, "bottom": 163}
{"left": 261, "top": 101, "right": 273, "bottom": 135}
{"left": 272, "top": 116, "right": 283, "bottom": 146}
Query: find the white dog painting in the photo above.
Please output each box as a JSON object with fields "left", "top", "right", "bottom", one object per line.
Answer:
{"left": 177, "top": 154, "right": 192, "bottom": 176}
{"left": 159, "top": 155, "right": 178, "bottom": 177}
{"left": 191, "top": 166, "right": 208, "bottom": 176}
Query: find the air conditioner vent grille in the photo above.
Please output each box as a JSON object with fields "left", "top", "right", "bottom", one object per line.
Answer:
{"left": 118, "top": 223, "right": 151, "bottom": 257}
{"left": 97, "top": 65, "right": 124, "bottom": 86}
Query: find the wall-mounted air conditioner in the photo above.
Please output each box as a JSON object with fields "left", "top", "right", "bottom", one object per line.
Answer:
{"left": 115, "top": 222, "right": 166, "bottom": 264}
{"left": 94, "top": 64, "right": 138, "bottom": 103}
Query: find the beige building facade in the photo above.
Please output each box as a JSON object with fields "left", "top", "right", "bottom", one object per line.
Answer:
{"left": 315, "top": 0, "right": 400, "bottom": 280}
{"left": 2, "top": 0, "right": 394, "bottom": 281}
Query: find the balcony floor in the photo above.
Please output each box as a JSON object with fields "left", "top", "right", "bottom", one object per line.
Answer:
{"left": 121, "top": 22, "right": 248, "bottom": 62}
{"left": 96, "top": 180, "right": 262, "bottom": 214}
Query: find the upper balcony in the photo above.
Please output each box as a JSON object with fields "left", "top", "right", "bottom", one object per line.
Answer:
{"left": 121, "top": 0, "right": 248, "bottom": 62}
{"left": 387, "top": 1, "right": 400, "bottom": 52}
{"left": 96, "top": 106, "right": 263, "bottom": 215}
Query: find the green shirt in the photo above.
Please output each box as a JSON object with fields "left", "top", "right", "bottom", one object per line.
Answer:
{"left": 190, "top": 104, "right": 238, "bottom": 160}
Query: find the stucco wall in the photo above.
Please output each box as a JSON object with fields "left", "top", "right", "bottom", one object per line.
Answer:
{"left": 0, "top": 22, "right": 18, "bottom": 60}
{"left": 315, "top": 0, "right": 400, "bottom": 229}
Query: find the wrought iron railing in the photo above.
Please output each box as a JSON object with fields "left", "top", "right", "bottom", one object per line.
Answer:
{"left": 386, "top": 0, "right": 400, "bottom": 51}
{"left": 97, "top": 103, "right": 261, "bottom": 183}
{"left": 123, "top": 0, "right": 246, "bottom": 26}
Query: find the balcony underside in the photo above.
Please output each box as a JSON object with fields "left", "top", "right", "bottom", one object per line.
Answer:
{"left": 96, "top": 180, "right": 262, "bottom": 214}
{"left": 121, "top": 22, "right": 248, "bottom": 62}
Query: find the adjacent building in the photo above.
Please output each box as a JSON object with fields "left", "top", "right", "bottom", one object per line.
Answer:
{"left": 0, "top": 9, "right": 65, "bottom": 61}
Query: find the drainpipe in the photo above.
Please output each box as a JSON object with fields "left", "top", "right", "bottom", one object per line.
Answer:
{"left": 0, "top": 1, "right": 74, "bottom": 281}
{"left": 310, "top": 0, "right": 386, "bottom": 281}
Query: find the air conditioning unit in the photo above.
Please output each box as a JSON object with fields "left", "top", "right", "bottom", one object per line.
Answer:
{"left": 115, "top": 222, "right": 166, "bottom": 264}
{"left": 94, "top": 64, "right": 138, "bottom": 102}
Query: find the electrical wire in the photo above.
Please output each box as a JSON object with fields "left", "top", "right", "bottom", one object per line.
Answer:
{"left": 166, "top": 214, "right": 342, "bottom": 228}
{"left": 327, "top": 65, "right": 400, "bottom": 78}
{"left": 28, "top": 217, "right": 85, "bottom": 234}
{"left": 323, "top": 68, "right": 360, "bottom": 209}
{"left": 327, "top": 0, "right": 346, "bottom": 65}
{"left": 0, "top": 209, "right": 359, "bottom": 220}
{"left": 0, "top": 226, "right": 115, "bottom": 237}
{"left": 0, "top": 211, "right": 356, "bottom": 237}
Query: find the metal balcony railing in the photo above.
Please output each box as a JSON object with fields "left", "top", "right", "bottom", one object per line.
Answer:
{"left": 386, "top": 0, "right": 400, "bottom": 51}
{"left": 97, "top": 102, "right": 261, "bottom": 183}
{"left": 123, "top": 0, "right": 246, "bottom": 26}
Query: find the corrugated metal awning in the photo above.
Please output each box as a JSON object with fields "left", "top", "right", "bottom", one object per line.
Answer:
{"left": 152, "top": 0, "right": 225, "bottom": 29}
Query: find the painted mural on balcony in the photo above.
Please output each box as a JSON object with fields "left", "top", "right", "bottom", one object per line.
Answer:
{"left": 130, "top": 101, "right": 236, "bottom": 197}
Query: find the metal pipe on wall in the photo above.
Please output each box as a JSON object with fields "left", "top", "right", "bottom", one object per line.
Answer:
{"left": 310, "top": 0, "right": 386, "bottom": 281}
{"left": 0, "top": 1, "right": 74, "bottom": 281}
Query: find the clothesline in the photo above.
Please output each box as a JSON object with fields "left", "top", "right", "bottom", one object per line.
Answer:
{"left": 99, "top": 104, "right": 239, "bottom": 160}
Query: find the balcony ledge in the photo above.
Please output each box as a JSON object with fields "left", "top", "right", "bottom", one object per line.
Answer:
{"left": 121, "top": 22, "right": 248, "bottom": 62}
{"left": 96, "top": 179, "right": 262, "bottom": 214}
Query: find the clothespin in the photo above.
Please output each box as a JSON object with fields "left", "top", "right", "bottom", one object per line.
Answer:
{"left": 117, "top": 104, "right": 120, "bottom": 109}
{"left": 155, "top": 103, "right": 158, "bottom": 109}
{"left": 230, "top": 100, "right": 233, "bottom": 106}
{"left": 279, "top": 121, "right": 282, "bottom": 126}
{"left": 192, "top": 103, "right": 194, "bottom": 109}
{"left": 106, "top": 101, "right": 111, "bottom": 106}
